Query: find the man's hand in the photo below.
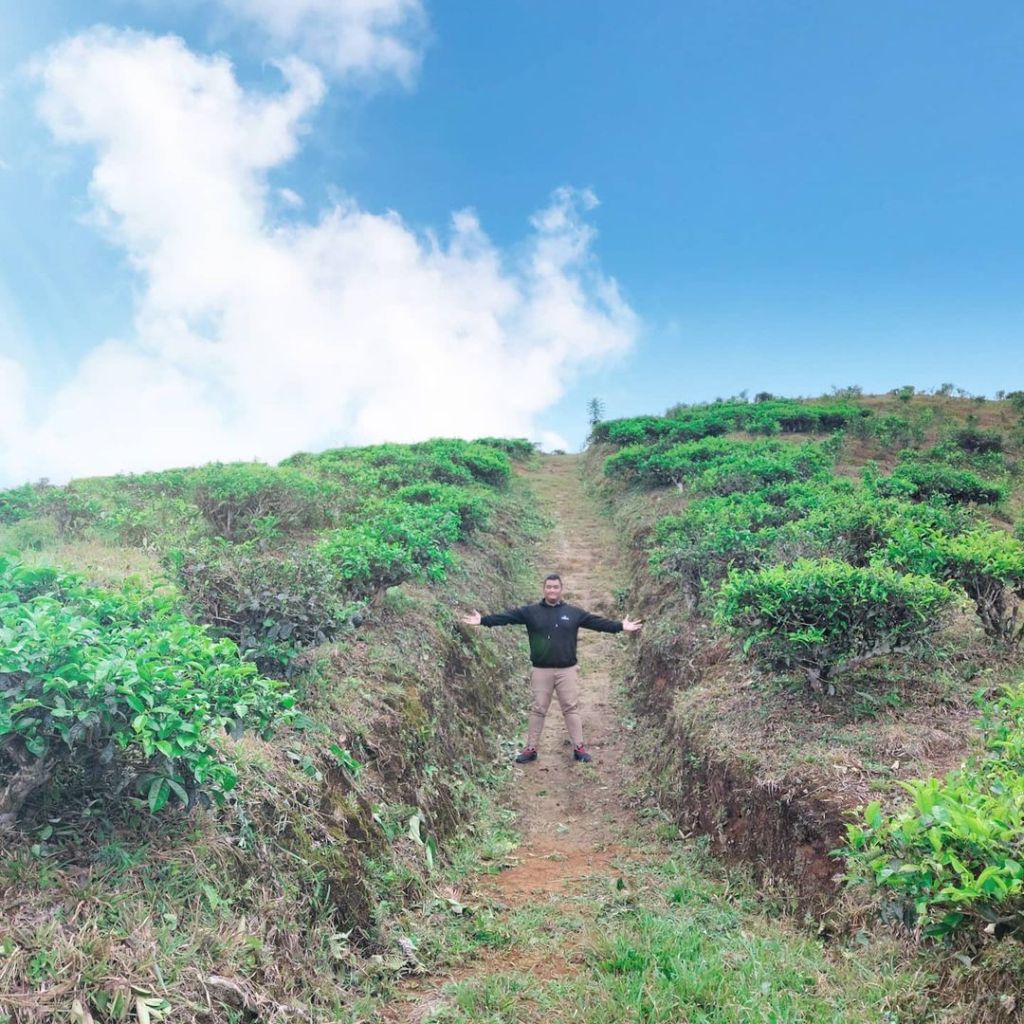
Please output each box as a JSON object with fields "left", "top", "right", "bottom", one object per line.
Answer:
{"left": 622, "top": 616, "right": 643, "bottom": 632}
{"left": 462, "top": 610, "right": 482, "bottom": 626}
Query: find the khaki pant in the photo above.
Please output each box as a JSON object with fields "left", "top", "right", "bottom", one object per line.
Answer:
{"left": 527, "top": 665, "right": 583, "bottom": 749}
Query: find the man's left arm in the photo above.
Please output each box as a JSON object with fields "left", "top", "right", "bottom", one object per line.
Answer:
{"left": 579, "top": 611, "right": 643, "bottom": 633}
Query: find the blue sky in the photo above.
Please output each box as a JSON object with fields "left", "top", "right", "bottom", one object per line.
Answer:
{"left": 1, "top": 2, "right": 1023, "bottom": 483}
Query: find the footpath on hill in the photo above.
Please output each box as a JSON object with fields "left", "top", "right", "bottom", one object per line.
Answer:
{"left": 376, "top": 454, "right": 930, "bottom": 1024}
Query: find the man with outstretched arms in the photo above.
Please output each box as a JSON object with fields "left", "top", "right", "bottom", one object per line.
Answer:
{"left": 461, "top": 573, "right": 642, "bottom": 763}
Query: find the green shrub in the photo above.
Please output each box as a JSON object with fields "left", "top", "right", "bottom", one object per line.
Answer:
{"left": 0, "top": 484, "right": 43, "bottom": 525}
{"left": 690, "top": 444, "right": 832, "bottom": 496}
{"left": 715, "top": 559, "right": 954, "bottom": 691}
{"left": 593, "top": 400, "right": 869, "bottom": 448}
{"left": 878, "top": 463, "right": 1006, "bottom": 505}
{"left": 869, "top": 414, "right": 922, "bottom": 451}
{"left": 471, "top": 437, "right": 537, "bottom": 460}
{"left": 792, "top": 491, "right": 973, "bottom": 568}
{"left": 951, "top": 426, "right": 1004, "bottom": 454}
{"left": 651, "top": 499, "right": 783, "bottom": 608}
{"left": 605, "top": 435, "right": 834, "bottom": 493}
{"left": 167, "top": 543, "right": 361, "bottom": 675}
{"left": 36, "top": 489, "right": 101, "bottom": 540}
{"left": 0, "top": 557, "right": 294, "bottom": 828}
{"left": 649, "top": 482, "right": 849, "bottom": 604}
{"left": 92, "top": 493, "right": 205, "bottom": 550}
{"left": 428, "top": 439, "right": 511, "bottom": 487}
{"left": 592, "top": 412, "right": 737, "bottom": 446}
{"left": 884, "top": 526, "right": 1024, "bottom": 644}
{"left": 187, "top": 463, "right": 340, "bottom": 540}
{"left": 903, "top": 439, "right": 1007, "bottom": 476}
{"left": 604, "top": 437, "right": 747, "bottom": 487}
{"left": 846, "top": 681, "right": 1024, "bottom": 938}
{"left": 317, "top": 500, "right": 463, "bottom": 596}
{"left": 393, "top": 483, "right": 491, "bottom": 533}
{"left": 289, "top": 439, "right": 511, "bottom": 490}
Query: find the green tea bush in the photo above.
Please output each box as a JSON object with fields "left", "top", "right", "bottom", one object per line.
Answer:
{"left": 951, "top": 426, "right": 1004, "bottom": 454}
{"left": 0, "top": 484, "right": 43, "bottom": 525}
{"left": 877, "top": 463, "right": 1006, "bottom": 505}
{"left": 36, "top": 489, "right": 102, "bottom": 539}
{"left": 432, "top": 439, "right": 512, "bottom": 486}
{"left": 471, "top": 437, "right": 537, "bottom": 460}
{"left": 901, "top": 440, "right": 1008, "bottom": 477}
{"left": 393, "top": 483, "right": 491, "bottom": 533}
{"left": 772, "top": 403, "right": 865, "bottom": 434}
{"left": 594, "top": 400, "right": 870, "bottom": 448}
{"left": 715, "top": 560, "right": 954, "bottom": 691}
{"left": 318, "top": 501, "right": 462, "bottom": 593}
{"left": 690, "top": 443, "right": 832, "bottom": 496}
{"left": 846, "top": 681, "right": 1024, "bottom": 938}
{"left": 590, "top": 414, "right": 731, "bottom": 446}
{"left": 168, "top": 543, "right": 361, "bottom": 674}
{"left": 793, "top": 491, "right": 973, "bottom": 568}
{"left": 187, "top": 463, "right": 341, "bottom": 540}
{"left": 289, "top": 439, "right": 511, "bottom": 490}
{"left": 604, "top": 437, "right": 779, "bottom": 488}
{"left": 161, "top": 440, "right": 507, "bottom": 669}
{"left": 864, "top": 414, "right": 923, "bottom": 450}
{"left": 605, "top": 434, "right": 834, "bottom": 493}
{"left": 93, "top": 493, "right": 205, "bottom": 550}
{"left": 649, "top": 479, "right": 863, "bottom": 603}
{"left": 651, "top": 496, "right": 786, "bottom": 608}
{"left": 884, "top": 526, "right": 1024, "bottom": 644}
{"left": 0, "top": 557, "right": 294, "bottom": 828}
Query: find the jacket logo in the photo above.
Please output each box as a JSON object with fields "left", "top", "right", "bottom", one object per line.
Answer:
{"left": 560, "top": 615, "right": 571, "bottom": 621}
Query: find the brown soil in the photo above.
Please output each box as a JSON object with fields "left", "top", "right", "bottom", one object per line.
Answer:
{"left": 379, "top": 454, "right": 640, "bottom": 1021}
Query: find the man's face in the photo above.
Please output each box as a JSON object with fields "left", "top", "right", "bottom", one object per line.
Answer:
{"left": 542, "top": 577, "right": 563, "bottom": 604}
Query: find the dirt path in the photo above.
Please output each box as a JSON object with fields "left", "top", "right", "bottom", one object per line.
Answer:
{"left": 374, "top": 455, "right": 923, "bottom": 1024}
{"left": 380, "top": 453, "right": 639, "bottom": 1019}
{"left": 493, "top": 452, "right": 635, "bottom": 862}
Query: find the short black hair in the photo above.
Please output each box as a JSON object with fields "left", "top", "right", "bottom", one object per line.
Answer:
{"left": 544, "top": 573, "right": 562, "bottom": 583}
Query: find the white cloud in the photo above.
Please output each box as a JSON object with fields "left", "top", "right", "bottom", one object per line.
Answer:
{"left": 538, "top": 430, "right": 572, "bottom": 453}
{"left": 214, "top": 0, "right": 427, "bottom": 84}
{"left": 0, "top": 27, "right": 637, "bottom": 487}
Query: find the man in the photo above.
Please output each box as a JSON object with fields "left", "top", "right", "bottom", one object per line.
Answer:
{"left": 461, "top": 573, "right": 642, "bottom": 763}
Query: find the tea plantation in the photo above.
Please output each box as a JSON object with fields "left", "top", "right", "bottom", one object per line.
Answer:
{"left": 5, "top": 392, "right": 1024, "bottom": 1022}
{"left": 586, "top": 389, "right": 1024, "bottom": 1003}
{"left": 0, "top": 437, "right": 545, "bottom": 1020}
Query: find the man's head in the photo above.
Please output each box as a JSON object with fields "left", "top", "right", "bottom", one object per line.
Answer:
{"left": 542, "top": 573, "right": 563, "bottom": 605}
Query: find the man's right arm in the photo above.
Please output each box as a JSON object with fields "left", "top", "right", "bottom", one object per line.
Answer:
{"left": 479, "top": 606, "right": 528, "bottom": 627}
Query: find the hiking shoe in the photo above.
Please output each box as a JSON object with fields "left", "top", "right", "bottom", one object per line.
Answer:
{"left": 573, "top": 745, "right": 592, "bottom": 763}
{"left": 515, "top": 747, "right": 538, "bottom": 763}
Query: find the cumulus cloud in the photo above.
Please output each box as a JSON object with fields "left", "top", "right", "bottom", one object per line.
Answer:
{"left": 213, "top": 0, "right": 427, "bottom": 84}
{"left": 0, "top": 27, "right": 636, "bottom": 486}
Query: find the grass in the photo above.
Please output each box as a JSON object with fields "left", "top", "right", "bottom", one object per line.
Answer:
{"left": 0, "top": 479, "right": 548, "bottom": 1023}
{"left": 385, "top": 828, "right": 934, "bottom": 1024}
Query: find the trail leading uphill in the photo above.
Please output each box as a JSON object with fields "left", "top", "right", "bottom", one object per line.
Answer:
{"left": 377, "top": 454, "right": 930, "bottom": 1024}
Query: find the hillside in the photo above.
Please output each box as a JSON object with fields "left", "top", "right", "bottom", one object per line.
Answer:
{"left": 3, "top": 393, "right": 1024, "bottom": 1022}
{"left": 0, "top": 440, "right": 544, "bottom": 1020}
{"left": 585, "top": 389, "right": 1024, "bottom": 1016}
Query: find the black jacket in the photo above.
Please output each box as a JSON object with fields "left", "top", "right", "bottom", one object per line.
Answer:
{"left": 481, "top": 600, "right": 622, "bottom": 668}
